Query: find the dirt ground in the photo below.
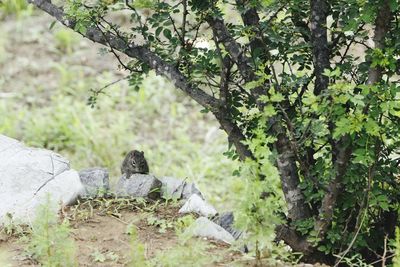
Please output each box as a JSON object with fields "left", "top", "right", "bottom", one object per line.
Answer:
{"left": 0, "top": 198, "right": 250, "bottom": 267}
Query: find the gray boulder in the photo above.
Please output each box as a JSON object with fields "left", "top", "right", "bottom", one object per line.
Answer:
{"left": 0, "top": 135, "right": 84, "bottom": 225}
{"left": 178, "top": 194, "right": 217, "bottom": 217}
{"left": 186, "top": 217, "right": 235, "bottom": 244}
{"left": 115, "top": 173, "right": 162, "bottom": 199}
{"left": 159, "top": 176, "right": 203, "bottom": 200}
{"left": 212, "top": 212, "right": 243, "bottom": 240}
{"left": 79, "top": 167, "right": 110, "bottom": 197}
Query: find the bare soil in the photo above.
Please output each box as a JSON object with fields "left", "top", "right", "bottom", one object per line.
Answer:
{"left": 0, "top": 199, "right": 247, "bottom": 267}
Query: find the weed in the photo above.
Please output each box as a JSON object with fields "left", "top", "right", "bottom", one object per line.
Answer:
{"left": 151, "top": 238, "right": 219, "bottom": 267}
{"left": 126, "top": 224, "right": 148, "bottom": 267}
{"left": 27, "top": 195, "right": 77, "bottom": 267}
{"left": 146, "top": 215, "right": 174, "bottom": 233}
{"left": 54, "top": 29, "right": 79, "bottom": 54}
{"left": 0, "top": 0, "right": 32, "bottom": 18}
{"left": 394, "top": 228, "right": 400, "bottom": 267}
{"left": 0, "top": 213, "right": 25, "bottom": 237}
{"left": 91, "top": 250, "right": 119, "bottom": 263}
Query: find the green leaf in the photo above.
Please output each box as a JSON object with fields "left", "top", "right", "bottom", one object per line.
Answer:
{"left": 49, "top": 20, "right": 57, "bottom": 30}
{"left": 155, "top": 27, "right": 163, "bottom": 36}
{"left": 364, "top": 118, "right": 380, "bottom": 136}
{"left": 163, "top": 28, "right": 172, "bottom": 40}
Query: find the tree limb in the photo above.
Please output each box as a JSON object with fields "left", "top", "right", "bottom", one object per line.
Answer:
{"left": 206, "top": 16, "right": 256, "bottom": 83}
{"left": 213, "top": 109, "right": 254, "bottom": 161}
{"left": 28, "top": 0, "right": 255, "bottom": 161}
{"left": 27, "top": 0, "right": 221, "bottom": 112}
{"left": 310, "top": 0, "right": 329, "bottom": 95}
{"left": 367, "top": 0, "right": 392, "bottom": 85}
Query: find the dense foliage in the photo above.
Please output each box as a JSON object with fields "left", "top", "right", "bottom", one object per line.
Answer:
{"left": 27, "top": 0, "right": 399, "bottom": 264}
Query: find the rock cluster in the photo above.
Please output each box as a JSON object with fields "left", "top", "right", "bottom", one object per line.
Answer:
{"left": 0, "top": 134, "right": 242, "bottom": 246}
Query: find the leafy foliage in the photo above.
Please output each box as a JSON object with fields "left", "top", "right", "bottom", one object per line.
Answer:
{"left": 394, "top": 228, "right": 400, "bottom": 267}
{"left": 28, "top": 196, "right": 77, "bottom": 267}
{"left": 23, "top": 0, "right": 400, "bottom": 264}
{"left": 0, "top": 0, "right": 32, "bottom": 18}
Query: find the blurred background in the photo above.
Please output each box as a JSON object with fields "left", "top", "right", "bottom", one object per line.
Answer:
{"left": 0, "top": 0, "right": 238, "bottom": 210}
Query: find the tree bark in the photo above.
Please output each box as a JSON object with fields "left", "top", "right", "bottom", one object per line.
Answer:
{"left": 310, "top": 0, "right": 329, "bottom": 95}
{"left": 367, "top": 0, "right": 392, "bottom": 85}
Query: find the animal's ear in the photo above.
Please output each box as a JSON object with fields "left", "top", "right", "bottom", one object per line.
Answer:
{"left": 141, "top": 151, "right": 144, "bottom": 155}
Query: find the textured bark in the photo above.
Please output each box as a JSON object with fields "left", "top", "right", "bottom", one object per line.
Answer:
{"left": 219, "top": 56, "right": 231, "bottom": 104}
{"left": 310, "top": 0, "right": 330, "bottom": 95}
{"left": 206, "top": 16, "right": 256, "bottom": 83}
{"left": 275, "top": 127, "right": 311, "bottom": 221}
{"left": 235, "top": 0, "right": 264, "bottom": 59}
{"left": 314, "top": 135, "right": 352, "bottom": 237}
{"left": 234, "top": 1, "right": 311, "bottom": 222}
{"left": 367, "top": 0, "right": 392, "bottom": 85}
{"left": 232, "top": 5, "right": 313, "bottom": 246}
{"left": 213, "top": 109, "right": 254, "bottom": 161}
{"left": 275, "top": 225, "right": 312, "bottom": 254}
{"left": 234, "top": 1, "right": 269, "bottom": 105}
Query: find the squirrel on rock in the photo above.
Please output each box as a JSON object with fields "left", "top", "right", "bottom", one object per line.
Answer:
{"left": 121, "top": 150, "right": 149, "bottom": 178}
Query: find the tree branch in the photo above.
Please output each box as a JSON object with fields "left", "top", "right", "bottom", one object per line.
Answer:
{"left": 235, "top": 0, "right": 264, "bottom": 60}
{"left": 28, "top": 0, "right": 255, "bottom": 161}
{"left": 27, "top": 0, "right": 221, "bottom": 113}
{"left": 310, "top": 0, "right": 330, "bottom": 95}
{"left": 275, "top": 225, "right": 313, "bottom": 255}
{"left": 367, "top": 0, "right": 392, "bottom": 85}
{"left": 206, "top": 16, "right": 256, "bottom": 83}
{"left": 213, "top": 109, "right": 254, "bottom": 161}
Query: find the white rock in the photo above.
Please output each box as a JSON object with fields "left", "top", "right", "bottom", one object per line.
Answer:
{"left": 178, "top": 194, "right": 217, "bottom": 217}
{"left": 0, "top": 135, "right": 85, "bottom": 225}
{"left": 187, "top": 217, "right": 235, "bottom": 244}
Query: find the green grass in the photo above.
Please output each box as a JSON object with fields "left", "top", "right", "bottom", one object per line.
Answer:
{"left": 0, "top": 0, "right": 33, "bottom": 18}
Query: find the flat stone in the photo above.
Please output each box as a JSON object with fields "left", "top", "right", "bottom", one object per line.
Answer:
{"left": 115, "top": 173, "right": 162, "bottom": 199}
{"left": 79, "top": 167, "right": 110, "bottom": 197}
{"left": 212, "top": 212, "right": 243, "bottom": 240}
{"left": 187, "top": 217, "right": 235, "bottom": 244}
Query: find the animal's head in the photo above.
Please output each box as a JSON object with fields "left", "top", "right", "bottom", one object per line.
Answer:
{"left": 133, "top": 150, "right": 144, "bottom": 158}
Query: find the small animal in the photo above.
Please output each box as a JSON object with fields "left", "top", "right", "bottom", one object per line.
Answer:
{"left": 121, "top": 150, "right": 149, "bottom": 178}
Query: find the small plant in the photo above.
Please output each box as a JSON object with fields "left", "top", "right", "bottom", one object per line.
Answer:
{"left": 126, "top": 224, "right": 148, "bottom": 267}
{"left": 54, "top": 29, "right": 79, "bottom": 54}
{"left": 151, "top": 238, "right": 219, "bottom": 267}
{"left": 0, "top": 0, "right": 32, "bottom": 18}
{"left": 174, "top": 215, "right": 195, "bottom": 236}
{"left": 0, "top": 213, "right": 25, "bottom": 237}
{"left": 146, "top": 215, "right": 174, "bottom": 233}
{"left": 91, "top": 250, "right": 107, "bottom": 263}
{"left": 394, "top": 228, "right": 400, "bottom": 267}
{"left": 91, "top": 250, "right": 119, "bottom": 263}
{"left": 27, "top": 196, "right": 77, "bottom": 267}
{"left": 231, "top": 127, "right": 287, "bottom": 263}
